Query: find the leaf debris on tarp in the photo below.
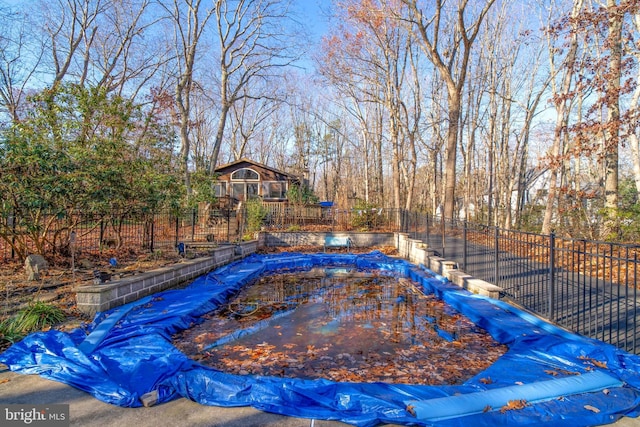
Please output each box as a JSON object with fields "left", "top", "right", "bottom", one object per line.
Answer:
{"left": 173, "top": 270, "right": 508, "bottom": 385}
{"left": 500, "top": 399, "right": 528, "bottom": 413}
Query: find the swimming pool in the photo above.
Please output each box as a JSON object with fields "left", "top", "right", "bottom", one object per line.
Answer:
{"left": 2, "top": 251, "right": 640, "bottom": 426}
{"left": 174, "top": 267, "right": 507, "bottom": 385}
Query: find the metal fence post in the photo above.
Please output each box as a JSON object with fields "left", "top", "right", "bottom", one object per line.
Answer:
{"left": 549, "top": 232, "right": 556, "bottom": 321}
{"left": 425, "top": 214, "right": 430, "bottom": 247}
{"left": 191, "top": 208, "right": 196, "bottom": 241}
{"left": 175, "top": 215, "right": 180, "bottom": 248}
{"left": 441, "top": 218, "right": 446, "bottom": 258}
{"left": 99, "top": 218, "right": 105, "bottom": 253}
{"left": 150, "top": 216, "right": 155, "bottom": 253}
{"left": 494, "top": 226, "right": 499, "bottom": 285}
{"left": 9, "top": 212, "right": 16, "bottom": 259}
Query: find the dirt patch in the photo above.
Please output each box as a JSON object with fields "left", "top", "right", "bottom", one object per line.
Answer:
{"left": 0, "top": 250, "right": 185, "bottom": 352}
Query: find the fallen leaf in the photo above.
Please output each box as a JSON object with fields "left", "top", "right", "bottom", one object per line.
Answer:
{"left": 406, "top": 404, "right": 416, "bottom": 416}
{"left": 500, "top": 399, "right": 528, "bottom": 413}
{"left": 584, "top": 405, "right": 600, "bottom": 413}
{"left": 592, "top": 360, "right": 608, "bottom": 369}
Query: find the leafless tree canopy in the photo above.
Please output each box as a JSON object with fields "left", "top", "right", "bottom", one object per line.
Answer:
{"left": 1, "top": 0, "right": 639, "bottom": 240}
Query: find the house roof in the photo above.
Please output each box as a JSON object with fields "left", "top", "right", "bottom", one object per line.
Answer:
{"left": 214, "top": 157, "right": 298, "bottom": 179}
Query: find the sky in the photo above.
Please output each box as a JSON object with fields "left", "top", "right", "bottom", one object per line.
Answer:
{"left": 295, "top": 0, "right": 331, "bottom": 42}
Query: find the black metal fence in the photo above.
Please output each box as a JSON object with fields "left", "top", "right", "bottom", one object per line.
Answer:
{"left": 3, "top": 207, "right": 640, "bottom": 354}
{"left": 260, "top": 205, "right": 404, "bottom": 232}
{"left": 401, "top": 213, "right": 640, "bottom": 355}
{"left": 0, "top": 207, "right": 242, "bottom": 262}
{"left": 0, "top": 206, "right": 404, "bottom": 262}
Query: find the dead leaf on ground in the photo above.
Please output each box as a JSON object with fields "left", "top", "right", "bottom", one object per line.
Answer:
{"left": 584, "top": 405, "right": 600, "bottom": 413}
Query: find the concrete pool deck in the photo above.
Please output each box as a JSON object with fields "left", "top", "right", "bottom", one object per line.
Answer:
{"left": 0, "top": 365, "right": 355, "bottom": 427}
{"left": 1, "top": 364, "right": 639, "bottom": 427}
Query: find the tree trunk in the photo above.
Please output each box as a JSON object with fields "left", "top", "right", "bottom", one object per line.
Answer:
{"left": 443, "top": 94, "right": 461, "bottom": 220}
{"left": 542, "top": 0, "right": 583, "bottom": 235}
{"left": 602, "top": 0, "right": 622, "bottom": 238}
{"left": 209, "top": 102, "right": 230, "bottom": 175}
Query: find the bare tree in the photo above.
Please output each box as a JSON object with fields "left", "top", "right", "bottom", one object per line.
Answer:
{"left": 541, "top": 0, "right": 584, "bottom": 235}
{"left": 0, "top": 7, "right": 45, "bottom": 123}
{"left": 208, "top": 0, "right": 302, "bottom": 174}
{"left": 161, "top": 0, "right": 213, "bottom": 197}
{"left": 318, "top": 1, "right": 418, "bottom": 210}
{"left": 87, "top": 0, "right": 169, "bottom": 98}
{"left": 228, "top": 87, "right": 280, "bottom": 160}
{"left": 476, "top": 2, "right": 551, "bottom": 229}
{"left": 37, "top": 0, "right": 106, "bottom": 85}
{"left": 402, "top": 0, "right": 495, "bottom": 220}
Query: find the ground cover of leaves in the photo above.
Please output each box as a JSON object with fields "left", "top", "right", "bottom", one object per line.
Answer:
{"left": 0, "top": 249, "right": 184, "bottom": 352}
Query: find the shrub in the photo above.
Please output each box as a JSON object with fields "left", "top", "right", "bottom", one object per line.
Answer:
{"left": 9, "top": 301, "right": 66, "bottom": 334}
{"left": 0, "top": 318, "right": 23, "bottom": 345}
{"left": 245, "top": 198, "right": 269, "bottom": 234}
{"left": 350, "top": 202, "right": 380, "bottom": 231}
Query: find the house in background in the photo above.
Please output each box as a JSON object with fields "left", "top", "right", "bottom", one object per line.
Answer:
{"left": 213, "top": 158, "right": 302, "bottom": 206}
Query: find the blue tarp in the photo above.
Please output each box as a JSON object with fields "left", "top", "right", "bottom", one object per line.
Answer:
{"left": 2, "top": 251, "right": 640, "bottom": 426}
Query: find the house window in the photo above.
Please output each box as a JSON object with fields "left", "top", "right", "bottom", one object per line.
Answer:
{"left": 247, "top": 182, "right": 259, "bottom": 199}
{"left": 262, "top": 181, "right": 287, "bottom": 199}
{"left": 214, "top": 182, "right": 226, "bottom": 197}
{"left": 229, "top": 167, "right": 260, "bottom": 201}
{"left": 231, "top": 168, "right": 259, "bottom": 180}
{"left": 231, "top": 182, "right": 259, "bottom": 201}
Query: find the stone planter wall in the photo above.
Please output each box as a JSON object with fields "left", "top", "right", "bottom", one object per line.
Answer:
{"left": 76, "top": 242, "right": 256, "bottom": 316}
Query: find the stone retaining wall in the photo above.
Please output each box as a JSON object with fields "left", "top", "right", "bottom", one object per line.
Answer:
{"left": 76, "top": 231, "right": 502, "bottom": 317}
{"left": 259, "top": 231, "right": 396, "bottom": 248}
{"left": 76, "top": 242, "right": 257, "bottom": 316}
{"left": 260, "top": 231, "right": 502, "bottom": 298}
{"left": 396, "top": 232, "right": 502, "bottom": 299}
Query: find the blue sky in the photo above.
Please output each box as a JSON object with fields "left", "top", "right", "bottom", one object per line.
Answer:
{"left": 2, "top": 0, "right": 331, "bottom": 41}
{"left": 295, "top": 0, "right": 330, "bottom": 42}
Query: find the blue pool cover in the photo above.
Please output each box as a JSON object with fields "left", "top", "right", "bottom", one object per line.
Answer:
{"left": 3, "top": 251, "right": 640, "bottom": 426}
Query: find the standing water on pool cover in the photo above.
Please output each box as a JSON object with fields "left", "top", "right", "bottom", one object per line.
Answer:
{"left": 173, "top": 268, "right": 508, "bottom": 384}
